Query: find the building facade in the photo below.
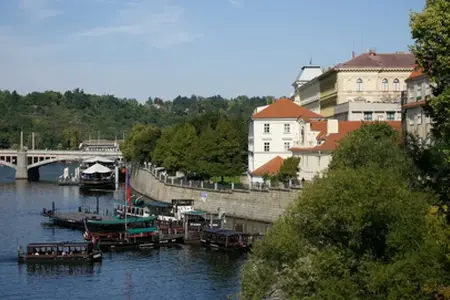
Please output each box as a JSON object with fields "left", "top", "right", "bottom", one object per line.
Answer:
{"left": 403, "top": 68, "right": 433, "bottom": 141}
{"left": 292, "top": 51, "right": 414, "bottom": 119}
{"left": 292, "top": 65, "right": 323, "bottom": 113}
{"left": 248, "top": 98, "right": 323, "bottom": 183}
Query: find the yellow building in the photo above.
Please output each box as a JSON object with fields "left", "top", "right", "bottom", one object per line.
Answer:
{"left": 316, "top": 50, "right": 415, "bottom": 118}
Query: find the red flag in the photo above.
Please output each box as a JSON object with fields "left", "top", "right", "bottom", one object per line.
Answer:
{"left": 126, "top": 168, "right": 132, "bottom": 206}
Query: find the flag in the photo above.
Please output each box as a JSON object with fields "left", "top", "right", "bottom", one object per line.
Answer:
{"left": 126, "top": 168, "right": 132, "bottom": 207}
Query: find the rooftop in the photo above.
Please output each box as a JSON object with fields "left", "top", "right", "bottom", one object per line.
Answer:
{"left": 251, "top": 156, "right": 284, "bottom": 176}
{"left": 291, "top": 120, "right": 402, "bottom": 152}
{"left": 335, "top": 51, "right": 415, "bottom": 69}
{"left": 252, "top": 98, "right": 323, "bottom": 120}
{"left": 406, "top": 67, "right": 426, "bottom": 81}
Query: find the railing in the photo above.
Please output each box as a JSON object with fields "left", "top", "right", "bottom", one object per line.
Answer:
{"left": 140, "top": 163, "right": 302, "bottom": 192}
{"left": 0, "top": 149, "right": 122, "bottom": 155}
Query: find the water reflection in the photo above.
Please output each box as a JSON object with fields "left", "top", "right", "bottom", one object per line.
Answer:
{"left": 21, "top": 263, "right": 101, "bottom": 278}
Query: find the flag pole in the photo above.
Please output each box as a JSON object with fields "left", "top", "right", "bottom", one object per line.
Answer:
{"left": 125, "top": 168, "right": 128, "bottom": 236}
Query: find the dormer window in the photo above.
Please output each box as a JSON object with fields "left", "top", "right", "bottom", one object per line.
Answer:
{"left": 356, "top": 78, "right": 363, "bottom": 92}
{"left": 382, "top": 78, "right": 388, "bottom": 91}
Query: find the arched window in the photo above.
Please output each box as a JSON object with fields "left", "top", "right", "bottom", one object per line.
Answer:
{"left": 356, "top": 78, "right": 363, "bottom": 92}
{"left": 382, "top": 78, "right": 388, "bottom": 91}
{"left": 393, "top": 78, "right": 400, "bottom": 91}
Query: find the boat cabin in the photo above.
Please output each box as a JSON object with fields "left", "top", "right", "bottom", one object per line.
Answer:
{"left": 114, "top": 201, "right": 172, "bottom": 219}
{"left": 200, "top": 228, "right": 252, "bottom": 251}
{"left": 171, "top": 199, "right": 195, "bottom": 219}
{"left": 18, "top": 242, "right": 102, "bottom": 263}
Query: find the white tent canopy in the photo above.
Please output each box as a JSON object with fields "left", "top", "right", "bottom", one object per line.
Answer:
{"left": 82, "top": 163, "right": 112, "bottom": 174}
{"left": 83, "top": 156, "right": 115, "bottom": 164}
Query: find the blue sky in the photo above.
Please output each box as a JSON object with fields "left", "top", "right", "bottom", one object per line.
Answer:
{"left": 0, "top": 0, "right": 425, "bottom": 101}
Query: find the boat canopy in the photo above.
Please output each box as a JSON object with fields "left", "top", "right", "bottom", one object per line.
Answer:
{"left": 82, "top": 163, "right": 112, "bottom": 174}
{"left": 87, "top": 216, "right": 157, "bottom": 225}
{"left": 181, "top": 210, "right": 207, "bottom": 216}
{"left": 27, "top": 242, "right": 91, "bottom": 247}
{"left": 83, "top": 156, "right": 115, "bottom": 164}
{"left": 127, "top": 227, "right": 158, "bottom": 234}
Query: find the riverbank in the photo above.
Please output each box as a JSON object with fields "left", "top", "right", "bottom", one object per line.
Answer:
{"left": 130, "top": 166, "right": 301, "bottom": 223}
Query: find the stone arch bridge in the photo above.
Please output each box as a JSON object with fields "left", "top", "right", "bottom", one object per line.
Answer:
{"left": 0, "top": 149, "right": 123, "bottom": 180}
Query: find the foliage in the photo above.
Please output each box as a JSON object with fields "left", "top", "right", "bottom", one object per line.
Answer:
{"left": 241, "top": 165, "right": 450, "bottom": 299}
{"left": 0, "top": 89, "right": 271, "bottom": 149}
{"left": 329, "top": 122, "right": 413, "bottom": 175}
{"left": 120, "top": 124, "right": 161, "bottom": 163}
{"left": 427, "top": 88, "right": 450, "bottom": 148}
{"left": 150, "top": 115, "right": 247, "bottom": 178}
{"left": 277, "top": 156, "right": 300, "bottom": 182}
{"left": 410, "top": 0, "right": 450, "bottom": 96}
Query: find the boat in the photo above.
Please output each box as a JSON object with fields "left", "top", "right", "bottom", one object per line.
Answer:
{"left": 200, "top": 228, "right": 254, "bottom": 252}
{"left": 80, "top": 163, "right": 115, "bottom": 190}
{"left": 83, "top": 214, "right": 184, "bottom": 251}
{"left": 18, "top": 241, "right": 102, "bottom": 264}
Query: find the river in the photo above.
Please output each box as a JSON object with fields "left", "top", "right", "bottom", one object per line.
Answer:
{"left": 0, "top": 164, "right": 245, "bottom": 300}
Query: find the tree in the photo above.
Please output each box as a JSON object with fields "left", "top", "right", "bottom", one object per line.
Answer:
{"left": 121, "top": 123, "right": 161, "bottom": 163}
{"left": 329, "top": 122, "right": 412, "bottom": 175}
{"left": 241, "top": 166, "right": 450, "bottom": 299}
{"left": 410, "top": 0, "right": 450, "bottom": 96}
{"left": 277, "top": 156, "right": 300, "bottom": 182}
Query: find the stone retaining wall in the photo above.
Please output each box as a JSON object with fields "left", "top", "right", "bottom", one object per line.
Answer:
{"left": 130, "top": 167, "right": 301, "bottom": 223}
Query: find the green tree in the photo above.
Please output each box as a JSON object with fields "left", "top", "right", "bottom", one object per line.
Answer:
{"left": 277, "top": 156, "right": 300, "bottom": 182}
{"left": 241, "top": 166, "right": 450, "bottom": 299}
{"left": 329, "top": 122, "right": 411, "bottom": 173}
{"left": 410, "top": 0, "right": 450, "bottom": 96}
{"left": 121, "top": 123, "right": 161, "bottom": 163}
{"left": 152, "top": 125, "right": 178, "bottom": 166}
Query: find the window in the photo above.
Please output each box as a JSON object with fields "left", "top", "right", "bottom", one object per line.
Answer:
{"left": 425, "top": 113, "right": 431, "bottom": 124}
{"left": 387, "top": 111, "right": 395, "bottom": 121}
{"left": 408, "top": 86, "right": 414, "bottom": 100}
{"left": 382, "top": 78, "right": 388, "bottom": 91}
{"left": 416, "top": 84, "right": 422, "bottom": 99}
{"left": 417, "top": 111, "right": 422, "bottom": 125}
{"left": 356, "top": 78, "right": 363, "bottom": 92}
{"left": 300, "top": 127, "right": 305, "bottom": 143}
{"left": 284, "top": 123, "right": 290, "bottom": 133}
{"left": 393, "top": 78, "right": 400, "bottom": 91}
{"left": 363, "top": 112, "right": 373, "bottom": 121}
{"left": 263, "top": 123, "right": 270, "bottom": 133}
{"left": 264, "top": 142, "right": 270, "bottom": 152}
{"left": 284, "top": 142, "right": 290, "bottom": 152}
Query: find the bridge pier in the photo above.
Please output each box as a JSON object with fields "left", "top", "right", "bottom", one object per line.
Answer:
{"left": 15, "top": 151, "right": 28, "bottom": 180}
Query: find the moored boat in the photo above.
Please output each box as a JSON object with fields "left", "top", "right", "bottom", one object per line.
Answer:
{"left": 80, "top": 163, "right": 115, "bottom": 190}
{"left": 200, "top": 228, "right": 254, "bottom": 252}
{"left": 18, "top": 241, "right": 102, "bottom": 264}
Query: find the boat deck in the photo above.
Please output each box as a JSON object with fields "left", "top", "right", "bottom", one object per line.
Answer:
{"left": 51, "top": 212, "right": 115, "bottom": 222}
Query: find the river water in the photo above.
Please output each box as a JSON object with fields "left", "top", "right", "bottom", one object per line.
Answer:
{"left": 0, "top": 164, "right": 246, "bottom": 300}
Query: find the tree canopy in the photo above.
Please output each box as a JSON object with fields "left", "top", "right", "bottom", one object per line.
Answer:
{"left": 241, "top": 124, "right": 450, "bottom": 299}
{"left": 0, "top": 89, "right": 271, "bottom": 150}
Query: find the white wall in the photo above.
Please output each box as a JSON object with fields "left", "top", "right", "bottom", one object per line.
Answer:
{"left": 293, "top": 152, "right": 331, "bottom": 180}
{"left": 248, "top": 118, "right": 299, "bottom": 172}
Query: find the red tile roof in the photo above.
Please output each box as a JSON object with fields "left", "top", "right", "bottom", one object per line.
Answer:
{"left": 335, "top": 52, "right": 415, "bottom": 69}
{"left": 251, "top": 156, "right": 284, "bottom": 176}
{"left": 406, "top": 67, "right": 425, "bottom": 81}
{"left": 252, "top": 98, "right": 323, "bottom": 120}
{"left": 290, "top": 121, "right": 402, "bottom": 152}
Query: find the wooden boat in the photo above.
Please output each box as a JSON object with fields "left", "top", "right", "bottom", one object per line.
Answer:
{"left": 83, "top": 218, "right": 184, "bottom": 251}
{"left": 200, "top": 228, "right": 254, "bottom": 252}
{"left": 18, "top": 241, "right": 102, "bottom": 264}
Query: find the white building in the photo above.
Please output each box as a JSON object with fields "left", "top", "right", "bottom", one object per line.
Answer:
{"left": 290, "top": 119, "right": 402, "bottom": 180}
{"left": 403, "top": 68, "right": 433, "bottom": 142}
{"left": 248, "top": 98, "right": 323, "bottom": 183}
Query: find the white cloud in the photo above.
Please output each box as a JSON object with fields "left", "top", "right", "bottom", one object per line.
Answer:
{"left": 228, "top": 0, "right": 242, "bottom": 7}
{"left": 17, "top": 0, "right": 62, "bottom": 20}
{"left": 70, "top": 1, "right": 201, "bottom": 48}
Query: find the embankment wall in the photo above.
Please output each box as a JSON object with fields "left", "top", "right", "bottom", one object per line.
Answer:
{"left": 130, "top": 167, "right": 301, "bottom": 223}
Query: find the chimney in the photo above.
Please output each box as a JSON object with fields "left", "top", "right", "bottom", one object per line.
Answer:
{"left": 327, "top": 119, "right": 339, "bottom": 135}
{"left": 369, "top": 48, "right": 376, "bottom": 56}
{"left": 352, "top": 51, "right": 356, "bottom": 58}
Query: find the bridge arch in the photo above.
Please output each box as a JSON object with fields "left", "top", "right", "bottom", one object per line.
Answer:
{"left": 0, "top": 160, "right": 17, "bottom": 170}
{"left": 27, "top": 156, "right": 83, "bottom": 169}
